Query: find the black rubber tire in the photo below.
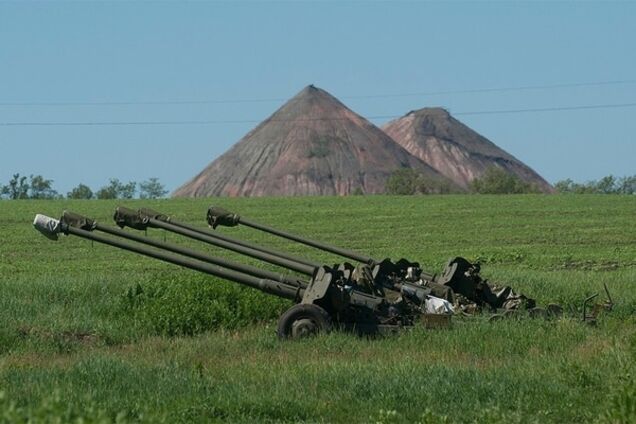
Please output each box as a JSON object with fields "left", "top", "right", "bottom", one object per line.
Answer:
{"left": 528, "top": 307, "right": 547, "bottom": 319}
{"left": 277, "top": 304, "right": 332, "bottom": 340}
{"left": 546, "top": 303, "right": 563, "bottom": 318}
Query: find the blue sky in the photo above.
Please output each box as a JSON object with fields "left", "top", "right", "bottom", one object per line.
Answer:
{"left": 1, "top": 1, "right": 635, "bottom": 194}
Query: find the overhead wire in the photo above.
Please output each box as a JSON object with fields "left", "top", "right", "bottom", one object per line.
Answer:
{"left": 0, "top": 79, "right": 635, "bottom": 107}
{"left": 453, "top": 102, "right": 636, "bottom": 116}
{"left": 1, "top": 101, "right": 635, "bottom": 127}
{"left": 344, "top": 79, "right": 636, "bottom": 100}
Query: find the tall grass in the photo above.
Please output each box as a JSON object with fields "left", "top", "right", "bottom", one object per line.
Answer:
{"left": 1, "top": 195, "right": 635, "bottom": 422}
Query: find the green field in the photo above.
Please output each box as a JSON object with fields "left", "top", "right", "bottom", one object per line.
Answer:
{"left": 1, "top": 195, "right": 635, "bottom": 423}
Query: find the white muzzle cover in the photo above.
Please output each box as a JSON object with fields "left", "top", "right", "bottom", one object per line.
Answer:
{"left": 33, "top": 214, "right": 61, "bottom": 241}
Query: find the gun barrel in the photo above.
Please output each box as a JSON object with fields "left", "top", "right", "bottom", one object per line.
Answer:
{"left": 113, "top": 207, "right": 317, "bottom": 275}
{"left": 143, "top": 219, "right": 317, "bottom": 276}
{"left": 241, "top": 217, "right": 374, "bottom": 264}
{"left": 88, "top": 220, "right": 307, "bottom": 288}
{"left": 128, "top": 207, "right": 320, "bottom": 269}
{"left": 207, "top": 206, "right": 375, "bottom": 265}
{"left": 59, "top": 221, "right": 303, "bottom": 300}
{"left": 161, "top": 218, "right": 320, "bottom": 269}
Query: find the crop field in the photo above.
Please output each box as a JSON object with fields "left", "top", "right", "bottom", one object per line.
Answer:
{"left": 1, "top": 195, "right": 635, "bottom": 423}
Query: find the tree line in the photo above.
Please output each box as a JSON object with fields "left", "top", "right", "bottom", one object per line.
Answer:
{"left": 385, "top": 167, "right": 636, "bottom": 195}
{"left": 3, "top": 169, "right": 634, "bottom": 199}
{"left": 553, "top": 175, "right": 636, "bottom": 194}
{"left": 0, "top": 174, "right": 168, "bottom": 200}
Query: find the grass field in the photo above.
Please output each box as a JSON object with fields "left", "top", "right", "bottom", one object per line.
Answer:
{"left": 1, "top": 195, "right": 635, "bottom": 423}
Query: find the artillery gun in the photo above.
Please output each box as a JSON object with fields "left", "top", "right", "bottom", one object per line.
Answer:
{"left": 33, "top": 206, "right": 527, "bottom": 339}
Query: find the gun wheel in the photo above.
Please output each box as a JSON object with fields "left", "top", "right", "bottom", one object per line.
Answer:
{"left": 277, "top": 304, "right": 332, "bottom": 340}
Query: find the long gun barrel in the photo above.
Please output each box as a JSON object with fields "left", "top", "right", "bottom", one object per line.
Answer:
{"left": 33, "top": 213, "right": 303, "bottom": 299}
{"left": 146, "top": 210, "right": 320, "bottom": 269}
{"left": 207, "top": 206, "right": 376, "bottom": 265}
{"left": 114, "top": 207, "right": 318, "bottom": 276}
{"left": 61, "top": 211, "right": 307, "bottom": 288}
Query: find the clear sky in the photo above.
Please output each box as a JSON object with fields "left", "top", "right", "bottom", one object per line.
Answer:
{"left": 1, "top": 1, "right": 635, "bottom": 195}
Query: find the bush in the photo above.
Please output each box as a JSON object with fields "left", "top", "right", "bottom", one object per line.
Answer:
{"left": 554, "top": 175, "right": 636, "bottom": 194}
{"left": 96, "top": 179, "right": 136, "bottom": 200}
{"left": 385, "top": 169, "right": 419, "bottom": 195}
{"left": 121, "top": 276, "right": 291, "bottom": 336}
{"left": 139, "top": 177, "right": 168, "bottom": 199}
{"left": 470, "top": 167, "right": 539, "bottom": 194}
{"left": 385, "top": 169, "right": 459, "bottom": 195}
{"left": 307, "top": 137, "right": 331, "bottom": 158}
{"left": 67, "top": 183, "right": 94, "bottom": 199}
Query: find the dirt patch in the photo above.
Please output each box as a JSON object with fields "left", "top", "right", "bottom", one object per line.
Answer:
{"left": 571, "top": 336, "right": 616, "bottom": 362}
{"left": 559, "top": 259, "right": 623, "bottom": 271}
{"left": 15, "top": 325, "right": 100, "bottom": 345}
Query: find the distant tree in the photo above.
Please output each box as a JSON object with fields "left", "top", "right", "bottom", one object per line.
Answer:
{"left": 554, "top": 179, "right": 575, "bottom": 194}
{"left": 95, "top": 184, "right": 116, "bottom": 199}
{"left": 139, "top": 177, "right": 168, "bottom": 199}
{"left": 555, "top": 179, "right": 599, "bottom": 194}
{"left": 386, "top": 169, "right": 460, "bottom": 195}
{"left": 417, "top": 176, "right": 459, "bottom": 194}
{"left": 1, "top": 173, "right": 61, "bottom": 199}
{"left": 595, "top": 175, "right": 617, "bottom": 194}
{"left": 352, "top": 187, "right": 364, "bottom": 196}
{"left": 96, "top": 179, "right": 136, "bottom": 199}
{"left": 617, "top": 175, "right": 636, "bottom": 194}
{"left": 29, "top": 175, "right": 59, "bottom": 199}
{"left": 554, "top": 174, "right": 635, "bottom": 194}
{"left": 119, "top": 180, "right": 136, "bottom": 199}
{"left": 572, "top": 181, "right": 596, "bottom": 194}
{"left": 1, "top": 173, "right": 30, "bottom": 199}
{"left": 385, "top": 169, "right": 419, "bottom": 195}
{"left": 470, "top": 167, "right": 539, "bottom": 194}
{"left": 67, "top": 183, "right": 94, "bottom": 199}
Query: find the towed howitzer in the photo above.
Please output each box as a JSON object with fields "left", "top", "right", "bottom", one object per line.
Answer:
{"left": 33, "top": 206, "right": 527, "bottom": 339}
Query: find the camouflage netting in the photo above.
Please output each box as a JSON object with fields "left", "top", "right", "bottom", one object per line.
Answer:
{"left": 113, "top": 207, "right": 149, "bottom": 231}
{"left": 207, "top": 206, "right": 240, "bottom": 229}
{"left": 138, "top": 208, "right": 170, "bottom": 222}
{"left": 61, "top": 210, "right": 97, "bottom": 231}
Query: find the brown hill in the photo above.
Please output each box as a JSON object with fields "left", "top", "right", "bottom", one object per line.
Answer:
{"left": 173, "top": 86, "right": 453, "bottom": 197}
{"left": 382, "top": 108, "right": 554, "bottom": 193}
